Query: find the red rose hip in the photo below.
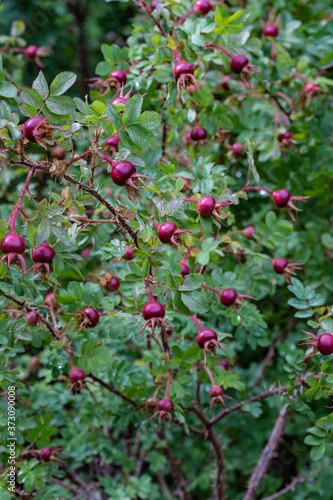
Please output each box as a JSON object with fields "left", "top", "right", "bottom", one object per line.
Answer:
{"left": 157, "top": 398, "right": 174, "bottom": 413}
{"left": 26, "top": 311, "right": 40, "bottom": 326}
{"left": 1, "top": 233, "right": 25, "bottom": 254}
{"left": 82, "top": 307, "right": 99, "bottom": 327}
{"left": 181, "top": 262, "right": 190, "bottom": 276}
{"left": 196, "top": 329, "right": 217, "bottom": 348}
{"left": 68, "top": 367, "right": 86, "bottom": 383}
{"left": 173, "top": 61, "right": 194, "bottom": 79}
{"left": 198, "top": 196, "right": 216, "bottom": 217}
{"left": 273, "top": 189, "right": 291, "bottom": 208}
{"left": 111, "top": 161, "right": 136, "bottom": 186}
{"left": 106, "top": 276, "right": 120, "bottom": 292}
{"left": 23, "top": 116, "right": 45, "bottom": 142}
{"left": 273, "top": 258, "right": 289, "bottom": 274}
{"left": 230, "top": 55, "right": 248, "bottom": 74}
{"left": 142, "top": 301, "right": 165, "bottom": 320}
{"left": 264, "top": 25, "right": 279, "bottom": 38}
{"left": 194, "top": 0, "right": 211, "bottom": 15}
{"left": 40, "top": 447, "right": 53, "bottom": 462}
{"left": 190, "top": 126, "right": 207, "bottom": 141}
{"left": 110, "top": 70, "right": 127, "bottom": 86}
{"left": 32, "top": 243, "right": 56, "bottom": 263}
{"left": 220, "top": 288, "right": 237, "bottom": 307}
{"left": 158, "top": 222, "right": 177, "bottom": 243}
{"left": 318, "top": 333, "right": 333, "bottom": 355}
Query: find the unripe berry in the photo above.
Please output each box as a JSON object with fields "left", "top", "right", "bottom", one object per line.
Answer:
{"left": 40, "top": 447, "right": 53, "bottom": 462}
{"left": 23, "top": 116, "right": 45, "bottom": 142}
{"left": 196, "top": 329, "right": 217, "bottom": 348}
{"left": 194, "top": 0, "right": 211, "bottom": 15}
{"left": 111, "top": 161, "right": 136, "bottom": 186}
{"left": 230, "top": 55, "right": 248, "bottom": 74}
{"left": 51, "top": 146, "right": 66, "bottom": 160}
{"left": 231, "top": 142, "right": 243, "bottom": 155}
{"left": 209, "top": 386, "right": 224, "bottom": 398}
{"left": 220, "top": 288, "right": 237, "bottom": 307}
{"left": 198, "top": 196, "right": 216, "bottom": 217}
{"left": 68, "top": 367, "right": 86, "bottom": 383}
{"left": 273, "top": 258, "right": 288, "bottom": 274}
{"left": 26, "top": 45, "right": 38, "bottom": 59}
{"left": 124, "top": 247, "right": 135, "bottom": 261}
{"left": 142, "top": 301, "right": 165, "bottom": 320}
{"left": 106, "top": 276, "right": 120, "bottom": 292}
{"left": 264, "top": 25, "right": 279, "bottom": 38}
{"left": 318, "top": 333, "right": 333, "bottom": 355}
{"left": 32, "top": 243, "right": 56, "bottom": 263}
{"left": 173, "top": 61, "right": 194, "bottom": 80}
{"left": 157, "top": 398, "right": 174, "bottom": 413}
{"left": 273, "top": 189, "right": 291, "bottom": 208}
{"left": 26, "top": 311, "right": 40, "bottom": 326}
{"left": 82, "top": 307, "right": 100, "bottom": 327}
{"left": 243, "top": 226, "right": 256, "bottom": 240}
{"left": 106, "top": 134, "right": 120, "bottom": 149}
{"left": 110, "top": 70, "right": 127, "bottom": 86}
{"left": 304, "top": 82, "right": 319, "bottom": 93}
{"left": 157, "top": 222, "right": 177, "bottom": 243}
{"left": 181, "top": 262, "right": 190, "bottom": 276}
{"left": 45, "top": 293, "right": 57, "bottom": 307}
{"left": 1, "top": 233, "right": 26, "bottom": 254}
{"left": 190, "top": 126, "right": 207, "bottom": 141}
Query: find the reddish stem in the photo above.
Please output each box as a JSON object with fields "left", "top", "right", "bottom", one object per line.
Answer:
{"left": 242, "top": 186, "right": 273, "bottom": 195}
{"left": 189, "top": 316, "right": 203, "bottom": 330}
{"left": 203, "top": 365, "right": 216, "bottom": 386}
{"left": 10, "top": 169, "right": 34, "bottom": 232}
{"left": 178, "top": 8, "right": 195, "bottom": 25}
{"left": 146, "top": 281, "right": 155, "bottom": 301}
{"left": 64, "top": 346, "right": 75, "bottom": 368}
{"left": 202, "top": 284, "right": 221, "bottom": 295}
{"left": 181, "top": 245, "right": 194, "bottom": 264}
{"left": 165, "top": 374, "right": 172, "bottom": 399}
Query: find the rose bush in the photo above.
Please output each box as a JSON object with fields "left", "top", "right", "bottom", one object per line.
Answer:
{"left": 0, "top": 1, "right": 333, "bottom": 499}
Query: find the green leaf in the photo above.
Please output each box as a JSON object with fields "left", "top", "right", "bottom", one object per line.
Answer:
{"left": 310, "top": 442, "right": 326, "bottom": 461}
{"left": 45, "top": 96, "right": 76, "bottom": 115}
{"left": 0, "top": 82, "right": 17, "bottom": 98}
{"left": 178, "top": 274, "right": 204, "bottom": 291}
{"left": 119, "top": 129, "right": 143, "bottom": 154}
{"left": 21, "top": 88, "right": 44, "bottom": 109}
{"left": 33, "top": 71, "right": 49, "bottom": 100}
{"left": 181, "top": 290, "right": 209, "bottom": 314}
{"left": 122, "top": 94, "right": 143, "bottom": 125}
{"left": 50, "top": 72, "right": 77, "bottom": 96}
{"left": 126, "top": 124, "right": 155, "bottom": 148}
{"left": 105, "top": 102, "right": 122, "bottom": 130}
{"left": 137, "top": 111, "right": 161, "bottom": 130}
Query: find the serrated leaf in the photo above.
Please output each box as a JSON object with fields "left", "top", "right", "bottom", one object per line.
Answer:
{"left": 0, "top": 82, "right": 17, "bottom": 98}
{"left": 181, "top": 290, "right": 209, "bottom": 314}
{"left": 105, "top": 102, "right": 122, "bottom": 130}
{"left": 137, "top": 111, "right": 161, "bottom": 130}
{"left": 178, "top": 274, "right": 204, "bottom": 291}
{"left": 126, "top": 124, "right": 155, "bottom": 148}
{"left": 122, "top": 94, "right": 143, "bottom": 125}
{"left": 50, "top": 72, "right": 77, "bottom": 96}
{"left": 33, "top": 71, "right": 49, "bottom": 100}
{"left": 46, "top": 95, "right": 76, "bottom": 115}
{"left": 21, "top": 88, "right": 44, "bottom": 109}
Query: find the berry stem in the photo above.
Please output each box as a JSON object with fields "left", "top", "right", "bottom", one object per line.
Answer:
{"left": 165, "top": 374, "right": 172, "bottom": 399}
{"left": 64, "top": 346, "right": 75, "bottom": 368}
{"left": 241, "top": 186, "right": 274, "bottom": 195}
{"left": 146, "top": 281, "right": 155, "bottom": 301}
{"left": 178, "top": 8, "right": 195, "bottom": 25}
{"left": 189, "top": 316, "right": 203, "bottom": 330}
{"left": 181, "top": 245, "right": 194, "bottom": 263}
{"left": 202, "top": 284, "right": 221, "bottom": 295}
{"left": 10, "top": 168, "right": 34, "bottom": 232}
{"left": 203, "top": 365, "right": 216, "bottom": 386}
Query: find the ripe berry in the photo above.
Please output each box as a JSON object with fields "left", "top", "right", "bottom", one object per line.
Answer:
{"left": 220, "top": 359, "right": 232, "bottom": 370}
{"left": 68, "top": 367, "right": 86, "bottom": 383}
{"left": 124, "top": 247, "right": 135, "bottom": 261}
{"left": 278, "top": 131, "right": 292, "bottom": 142}
{"left": 196, "top": 329, "right": 217, "bottom": 348}
{"left": 243, "top": 226, "right": 256, "bottom": 240}
{"left": 45, "top": 293, "right": 57, "bottom": 307}
{"left": 304, "top": 82, "right": 319, "bottom": 93}
{"left": 110, "top": 70, "right": 127, "bottom": 86}
{"left": 198, "top": 196, "right": 216, "bottom": 217}
{"left": 318, "top": 333, "right": 333, "bottom": 355}
{"left": 194, "top": 0, "right": 211, "bottom": 15}
{"left": 51, "top": 146, "right": 66, "bottom": 160}
{"left": 106, "top": 276, "right": 120, "bottom": 292}
{"left": 23, "top": 116, "right": 45, "bottom": 142}
{"left": 220, "top": 288, "right": 237, "bottom": 307}
{"left": 40, "top": 447, "right": 53, "bottom": 462}
{"left": 82, "top": 307, "right": 100, "bottom": 327}
{"left": 111, "top": 161, "right": 136, "bottom": 186}
{"left": 273, "top": 189, "right": 291, "bottom": 208}
{"left": 230, "top": 55, "right": 248, "bottom": 74}
{"left": 173, "top": 61, "right": 194, "bottom": 80}
{"left": 142, "top": 301, "right": 165, "bottom": 320}
{"left": 32, "top": 243, "right": 56, "bottom": 263}
{"left": 190, "top": 126, "right": 207, "bottom": 141}
{"left": 181, "top": 262, "right": 190, "bottom": 276}
{"left": 264, "top": 25, "right": 279, "bottom": 38}
{"left": 157, "top": 222, "right": 177, "bottom": 243}
{"left": 26, "top": 45, "right": 38, "bottom": 59}
{"left": 1, "top": 233, "right": 25, "bottom": 254}
{"left": 26, "top": 311, "right": 40, "bottom": 326}
{"left": 157, "top": 398, "right": 174, "bottom": 413}
{"left": 106, "top": 134, "right": 120, "bottom": 149}
{"left": 273, "top": 258, "right": 288, "bottom": 274}
{"left": 231, "top": 142, "right": 243, "bottom": 155}
{"left": 209, "top": 386, "right": 224, "bottom": 398}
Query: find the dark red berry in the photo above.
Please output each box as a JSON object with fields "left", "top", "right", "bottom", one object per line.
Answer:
{"left": 173, "top": 61, "right": 194, "bottom": 80}
{"left": 142, "top": 301, "right": 165, "bottom": 320}
{"left": 157, "top": 398, "right": 174, "bottom": 413}
{"left": 124, "top": 247, "right": 135, "bottom": 261}
{"left": 231, "top": 142, "right": 243, "bottom": 155}
{"left": 32, "top": 243, "right": 56, "bottom": 263}
{"left": 304, "top": 82, "right": 319, "bottom": 93}
{"left": 190, "top": 126, "right": 207, "bottom": 141}
{"left": 40, "top": 447, "right": 53, "bottom": 462}
{"left": 273, "top": 258, "right": 288, "bottom": 274}
{"left": 181, "top": 262, "right": 190, "bottom": 276}
{"left": 194, "top": 0, "right": 211, "bottom": 15}
{"left": 318, "top": 333, "right": 333, "bottom": 355}
{"left": 209, "top": 386, "right": 223, "bottom": 397}
{"left": 220, "top": 288, "right": 237, "bottom": 307}
{"left": 106, "top": 276, "right": 120, "bottom": 292}
{"left": 111, "top": 161, "right": 136, "bottom": 186}
{"left": 26, "top": 45, "right": 38, "bottom": 59}
{"left": 243, "top": 226, "right": 256, "bottom": 240}
{"left": 68, "top": 367, "right": 86, "bottom": 383}
{"left": 196, "top": 329, "right": 217, "bottom": 348}
{"left": 273, "top": 189, "right": 291, "bottom": 208}
{"left": 26, "top": 311, "right": 40, "bottom": 326}
{"left": 264, "top": 25, "right": 279, "bottom": 38}
{"left": 198, "top": 196, "right": 216, "bottom": 217}
{"left": 106, "top": 134, "right": 120, "bottom": 149}
{"left": 51, "top": 146, "right": 66, "bottom": 160}
{"left": 221, "top": 75, "right": 233, "bottom": 90}
{"left": 157, "top": 222, "right": 177, "bottom": 244}
{"left": 230, "top": 55, "right": 248, "bottom": 74}
{"left": 1, "top": 233, "right": 26, "bottom": 254}
{"left": 23, "top": 116, "right": 45, "bottom": 142}
{"left": 278, "top": 131, "right": 292, "bottom": 142}
{"left": 82, "top": 307, "right": 99, "bottom": 327}
{"left": 45, "top": 293, "right": 57, "bottom": 307}
{"left": 219, "top": 359, "right": 232, "bottom": 370}
{"left": 110, "top": 70, "right": 127, "bottom": 86}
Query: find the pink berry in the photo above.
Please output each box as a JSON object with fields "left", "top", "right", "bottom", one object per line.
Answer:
{"left": 273, "top": 258, "right": 288, "bottom": 274}
{"left": 181, "top": 262, "right": 190, "bottom": 276}
{"left": 1, "top": 233, "right": 25, "bottom": 254}
{"left": 23, "top": 116, "right": 45, "bottom": 142}
{"left": 194, "top": 0, "right": 211, "bottom": 15}
{"left": 231, "top": 142, "right": 243, "bottom": 155}
{"left": 196, "top": 329, "right": 217, "bottom": 348}
{"left": 26, "top": 45, "right": 38, "bottom": 59}
{"left": 190, "top": 126, "right": 207, "bottom": 141}
{"left": 124, "top": 247, "right": 135, "bottom": 261}
{"left": 209, "top": 386, "right": 224, "bottom": 397}
{"left": 157, "top": 222, "right": 177, "bottom": 244}
{"left": 304, "top": 82, "right": 319, "bottom": 93}
{"left": 82, "top": 307, "right": 100, "bottom": 327}
{"left": 45, "top": 293, "right": 57, "bottom": 307}
{"left": 40, "top": 447, "right": 53, "bottom": 462}
{"left": 26, "top": 311, "right": 40, "bottom": 326}
{"left": 243, "top": 226, "right": 256, "bottom": 240}
{"left": 106, "top": 276, "right": 120, "bottom": 292}
{"left": 68, "top": 367, "right": 86, "bottom": 383}
{"left": 142, "top": 301, "right": 165, "bottom": 320}
{"left": 318, "top": 333, "right": 333, "bottom": 355}
{"left": 273, "top": 189, "right": 291, "bottom": 208}
{"left": 220, "top": 288, "right": 237, "bottom": 307}
{"left": 111, "top": 161, "right": 136, "bottom": 186}
{"left": 110, "top": 70, "right": 127, "bottom": 86}
{"left": 173, "top": 61, "right": 194, "bottom": 80}
{"left": 32, "top": 243, "right": 56, "bottom": 264}
{"left": 198, "top": 196, "right": 216, "bottom": 217}
{"left": 106, "top": 134, "right": 121, "bottom": 149}
{"left": 230, "top": 55, "right": 248, "bottom": 74}
{"left": 157, "top": 398, "right": 174, "bottom": 413}
{"left": 264, "top": 25, "right": 279, "bottom": 38}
